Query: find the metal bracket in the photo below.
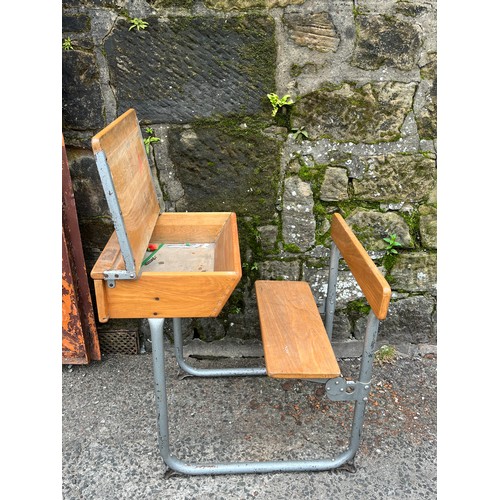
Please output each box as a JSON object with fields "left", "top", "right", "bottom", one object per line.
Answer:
{"left": 95, "top": 150, "right": 137, "bottom": 282}
{"left": 325, "top": 378, "right": 371, "bottom": 402}
{"left": 103, "top": 269, "right": 139, "bottom": 288}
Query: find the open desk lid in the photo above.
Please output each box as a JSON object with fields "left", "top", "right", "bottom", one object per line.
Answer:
{"left": 91, "top": 109, "right": 160, "bottom": 283}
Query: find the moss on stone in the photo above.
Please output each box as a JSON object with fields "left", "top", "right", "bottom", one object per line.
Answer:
{"left": 150, "top": 0, "right": 194, "bottom": 8}
{"left": 400, "top": 210, "right": 421, "bottom": 247}
{"left": 382, "top": 252, "right": 398, "bottom": 274}
{"left": 346, "top": 298, "right": 371, "bottom": 316}
{"left": 283, "top": 243, "right": 302, "bottom": 253}
{"left": 335, "top": 200, "right": 380, "bottom": 218}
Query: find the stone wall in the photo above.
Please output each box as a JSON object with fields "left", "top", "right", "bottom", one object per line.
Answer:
{"left": 62, "top": 0, "right": 437, "bottom": 352}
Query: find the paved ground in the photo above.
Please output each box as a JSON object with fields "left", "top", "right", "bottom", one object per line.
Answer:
{"left": 62, "top": 343, "right": 437, "bottom": 499}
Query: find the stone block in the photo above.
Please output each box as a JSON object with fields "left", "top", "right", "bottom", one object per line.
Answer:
{"left": 293, "top": 82, "right": 416, "bottom": 142}
{"left": 390, "top": 252, "right": 437, "bottom": 295}
{"left": 304, "top": 265, "right": 364, "bottom": 309}
{"left": 346, "top": 210, "right": 413, "bottom": 250}
{"left": 319, "top": 167, "right": 349, "bottom": 201}
{"left": 419, "top": 206, "right": 437, "bottom": 249}
{"left": 62, "top": 14, "right": 90, "bottom": 33}
{"left": 282, "top": 176, "right": 316, "bottom": 251}
{"left": 66, "top": 149, "right": 109, "bottom": 218}
{"left": 260, "top": 260, "right": 301, "bottom": 280}
{"left": 351, "top": 14, "right": 423, "bottom": 70}
{"left": 355, "top": 295, "right": 435, "bottom": 344}
{"left": 104, "top": 15, "right": 275, "bottom": 123}
{"left": 257, "top": 225, "right": 279, "bottom": 252}
{"left": 205, "top": 0, "right": 305, "bottom": 8}
{"left": 193, "top": 317, "right": 226, "bottom": 342}
{"left": 330, "top": 313, "right": 352, "bottom": 341}
{"left": 167, "top": 117, "right": 281, "bottom": 220}
{"left": 353, "top": 153, "right": 436, "bottom": 203}
{"left": 150, "top": 0, "right": 194, "bottom": 7}
{"left": 415, "top": 80, "right": 437, "bottom": 140}
{"left": 62, "top": 50, "right": 104, "bottom": 130}
{"left": 283, "top": 12, "right": 340, "bottom": 52}
{"left": 303, "top": 266, "right": 329, "bottom": 305}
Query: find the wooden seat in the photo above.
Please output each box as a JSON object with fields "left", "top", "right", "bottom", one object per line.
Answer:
{"left": 255, "top": 280, "right": 341, "bottom": 379}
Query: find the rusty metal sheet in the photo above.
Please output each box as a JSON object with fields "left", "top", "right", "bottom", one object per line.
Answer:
{"left": 62, "top": 227, "right": 88, "bottom": 364}
{"left": 62, "top": 136, "right": 101, "bottom": 363}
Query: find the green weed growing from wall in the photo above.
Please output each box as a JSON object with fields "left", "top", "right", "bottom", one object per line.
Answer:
{"left": 267, "top": 93, "right": 294, "bottom": 117}
{"left": 383, "top": 234, "right": 402, "bottom": 255}
{"left": 62, "top": 37, "right": 74, "bottom": 50}
{"left": 129, "top": 18, "right": 149, "bottom": 31}
{"left": 143, "top": 127, "right": 160, "bottom": 154}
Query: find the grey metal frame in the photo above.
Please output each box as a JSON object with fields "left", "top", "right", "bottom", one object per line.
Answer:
{"left": 149, "top": 311, "right": 380, "bottom": 475}
{"left": 147, "top": 239, "right": 382, "bottom": 476}
{"left": 325, "top": 241, "right": 341, "bottom": 340}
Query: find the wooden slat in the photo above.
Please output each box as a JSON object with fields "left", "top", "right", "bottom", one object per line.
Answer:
{"left": 150, "top": 212, "right": 231, "bottom": 243}
{"left": 255, "top": 281, "right": 341, "bottom": 379}
{"left": 93, "top": 280, "right": 110, "bottom": 323}
{"left": 214, "top": 213, "right": 241, "bottom": 272}
{"left": 91, "top": 109, "right": 159, "bottom": 273}
{"left": 140, "top": 244, "right": 215, "bottom": 273}
{"left": 103, "top": 272, "right": 241, "bottom": 318}
{"left": 90, "top": 231, "right": 125, "bottom": 279}
{"left": 331, "top": 213, "right": 391, "bottom": 320}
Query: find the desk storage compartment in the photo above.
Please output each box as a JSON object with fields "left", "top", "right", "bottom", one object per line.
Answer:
{"left": 91, "top": 212, "right": 241, "bottom": 321}
{"left": 89, "top": 109, "right": 241, "bottom": 322}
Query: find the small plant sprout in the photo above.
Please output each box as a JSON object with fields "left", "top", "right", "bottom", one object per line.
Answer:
{"left": 383, "top": 234, "right": 402, "bottom": 255}
{"left": 291, "top": 126, "right": 309, "bottom": 141}
{"left": 267, "top": 93, "right": 294, "bottom": 117}
{"left": 62, "top": 37, "right": 73, "bottom": 50}
{"left": 143, "top": 127, "right": 160, "bottom": 155}
{"left": 374, "top": 345, "right": 397, "bottom": 366}
{"left": 129, "top": 18, "right": 149, "bottom": 31}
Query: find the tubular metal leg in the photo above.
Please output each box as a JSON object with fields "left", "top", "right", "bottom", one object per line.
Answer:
{"left": 147, "top": 314, "right": 380, "bottom": 476}
{"left": 347, "top": 310, "right": 380, "bottom": 454}
{"left": 172, "top": 317, "right": 267, "bottom": 377}
{"left": 149, "top": 318, "right": 171, "bottom": 464}
{"left": 325, "top": 241, "right": 341, "bottom": 341}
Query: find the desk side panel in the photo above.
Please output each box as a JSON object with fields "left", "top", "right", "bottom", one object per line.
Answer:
{"left": 101, "top": 273, "right": 240, "bottom": 318}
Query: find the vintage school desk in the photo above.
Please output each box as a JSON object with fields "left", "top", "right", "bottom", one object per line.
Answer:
{"left": 90, "top": 109, "right": 391, "bottom": 476}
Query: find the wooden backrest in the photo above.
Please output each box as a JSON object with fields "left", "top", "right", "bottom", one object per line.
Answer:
{"left": 91, "top": 109, "right": 159, "bottom": 274}
{"left": 330, "top": 213, "right": 391, "bottom": 320}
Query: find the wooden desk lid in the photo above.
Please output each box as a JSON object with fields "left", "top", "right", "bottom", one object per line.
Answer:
{"left": 91, "top": 109, "right": 160, "bottom": 276}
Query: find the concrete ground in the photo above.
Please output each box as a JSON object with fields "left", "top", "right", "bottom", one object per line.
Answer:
{"left": 62, "top": 341, "right": 437, "bottom": 499}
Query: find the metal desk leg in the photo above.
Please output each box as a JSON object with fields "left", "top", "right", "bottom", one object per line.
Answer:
{"left": 149, "top": 318, "right": 171, "bottom": 464}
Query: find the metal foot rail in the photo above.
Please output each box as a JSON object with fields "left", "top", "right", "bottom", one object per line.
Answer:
{"left": 149, "top": 311, "right": 380, "bottom": 476}
{"left": 171, "top": 317, "right": 267, "bottom": 377}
